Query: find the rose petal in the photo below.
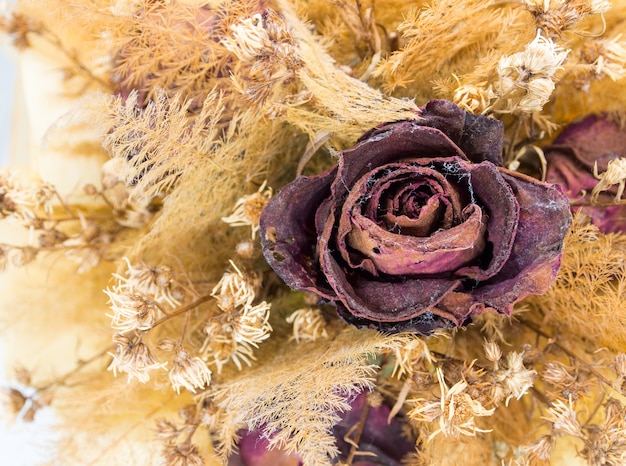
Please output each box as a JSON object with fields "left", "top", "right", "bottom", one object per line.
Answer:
{"left": 455, "top": 162, "right": 519, "bottom": 281}
{"left": 545, "top": 115, "right": 626, "bottom": 234}
{"left": 550, "top": 114, "right": 626, "bottom": 171}
{"left": 544, "top": 149, "right": 596, "bottom": 201}
{"left": 469, "top": 171, "right": 571, "bottom": 313}
{"left": 358, "top": 100, "right": 504, "bottom": 166}
{"left": 335, "top": 162, "right": 469, "bottom": 273}
{"left": 345, "top": 204, "right": 486, "bottom": 276}
{"left": 260, "top": 170, "right": 337, "bottom": 299}
{"left": 336, "top": 122, "right": 467, "bottom": 202}
{"left": 319, "top": 234, "right": 464, "bottom": 324}
{"left": 335, "top": 301, "right": 458, "bottom": 334}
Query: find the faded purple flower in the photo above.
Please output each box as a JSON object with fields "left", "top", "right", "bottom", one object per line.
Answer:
{"left": 261, "top": 100, "right": 571, "bottom": 335}
{"left": 545, "top": 114, "right": 626, "bottom": 233}
{"left": 227, "top": 392, "right": 414, "bottom": 466}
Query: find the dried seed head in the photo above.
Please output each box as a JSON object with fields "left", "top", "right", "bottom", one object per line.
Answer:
{"left": 108, "top": 335, "right": 167, "bottom": 383}
{"left": 483, "top": 340, "right": 502, "bottom": 364}
{"left": 114, "top": 257, "right": 181, "bottom": 307}
{"left": 409, "top": 368, "right": 495, "bottom": 440}
{"left": 286, "top": 307, "right": 328, "bottom": 343}
{"left": 496, "top": 31, "right": 568, "bottom": 113}
{"left": 525, "top": 435, "right": 554, "bottom": 461}
{"left": 543, "top": 397, "right": 583, "bottom": 437}
{"left": 591, "top": 157, "right": 626, "bottom": 202}
{"left": 222, "top": 181, "right": 272, "bottom": 239}
{"left": 105, "top": 286, "right": 160, "bottom": 333}
{"left": 162, "top": 442, "right": 204, "bottom": 466}
{"left": 542, "top": 361, "right": 577, "bottom": 386}
{"left": 169, "top": 347, "right": 212, "bottom": 394}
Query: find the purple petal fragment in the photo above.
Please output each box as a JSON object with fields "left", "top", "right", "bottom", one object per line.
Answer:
{"left": 545, "top": 114, "right": 626, "bottom": 233}
{"left": 260, "top": 100, "right": 571, "bottom": 335}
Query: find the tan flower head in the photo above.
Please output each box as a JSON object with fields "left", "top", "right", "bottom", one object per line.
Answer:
{"left": 591, "top": 157, "right": 626, "bottom": 202}
{"left": 211, "top": 261, "right": 258, "bottom": 312}
{"left": 286, "top": 308, "right": 328, "bottom": 343}
{"left": 543, "top": 397, "right": 583, "bottom": 437}
{"left": 496, "top": 351, "right": 536, "bottom": 405}
{"left": 496, "top": 31, "right": 568, "bottom": 112}
{"left": 104, "top": 286, "right": 159, "bottom": 333}
{"left": 169, "top": 347, "right": 212, "bottom": 394}
{"left": 524, "top": 0, "right": 612, "bottom": 37}
{"left": 115, "top": 257, "right": 180, "bottom": 307}
{"left": 107, "top": 335, "right": 167, "bottom": 384}
{"left": 221, "top": 181, "right": 272, "bottom": 239}
{"left": 410, "top": 368, "right": 495, "bottom": 441}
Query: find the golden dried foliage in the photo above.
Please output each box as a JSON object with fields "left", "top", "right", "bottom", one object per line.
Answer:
{"left": 528, "top": 217, "right": 626, "bottom": 351}
{"left": 210, "top": 328, "right": 393, "bottom": 465}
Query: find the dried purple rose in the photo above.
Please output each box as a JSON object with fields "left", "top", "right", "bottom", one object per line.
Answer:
{"left": 227, "top": 392, "right": 414, "bottom": 466}
{"left": 261, "top": 100, "right": 571, "bottom": 335}
{"left": 545, "top": 114, "right": 626, "bottom": 233}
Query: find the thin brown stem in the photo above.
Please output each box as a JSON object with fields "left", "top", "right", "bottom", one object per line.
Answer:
{"left": 37, "top": 346, "right": 113, "bottom": 392}
{"left": 505, "top": 116, "right": 523, "bottom": 165}
{"left": 518, "top": 317, "right": 613, "bottom": 388}
{"left": 153, "top": 294, "right": 214, "bottom": 328}
{"left": 344, "top": 399, "right": 370, "bottom": 466}
{"left": 40, "top": 29, "right": 110, "bottom": 89}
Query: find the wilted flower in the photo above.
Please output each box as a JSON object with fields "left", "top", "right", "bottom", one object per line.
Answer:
{"left": 545, "top": 113, "right": 626, "bottom": 233}
{"left": 261, "top": 100, "right": 571, "bottom": 335}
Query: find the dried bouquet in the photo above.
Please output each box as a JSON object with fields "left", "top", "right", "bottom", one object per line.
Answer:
{"left": 2, "top": 0, "right": 626, "bottom": 465}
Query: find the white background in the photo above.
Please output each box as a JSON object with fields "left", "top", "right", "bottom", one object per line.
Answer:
{"left": 1, "top": 1, "right": 59, "bottom": 464}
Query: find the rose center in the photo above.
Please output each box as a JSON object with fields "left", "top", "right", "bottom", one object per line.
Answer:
{"left": 336, "top": 162, "right": 487, "bottom": 277}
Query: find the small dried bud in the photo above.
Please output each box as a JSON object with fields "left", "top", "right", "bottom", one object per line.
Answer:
{"left": 10, "top": 246, "right": 38, "bottom": 267}
{"left": 155, "top": 419, "right": 180, "bottom": 441}
{"left": 83, "top": 183, "right": 99, "bottom": 195}
{"left": 178, "top": 404, "right": 197, "bottom": 424}
{"left": 484, "top": 340, "right": 502, "bottom": 364}
{"left": 162, "top": 442, "right": 204, "bottom": 466}
{"left": 235, "top": 240, "right": 255, "bottom": 259}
